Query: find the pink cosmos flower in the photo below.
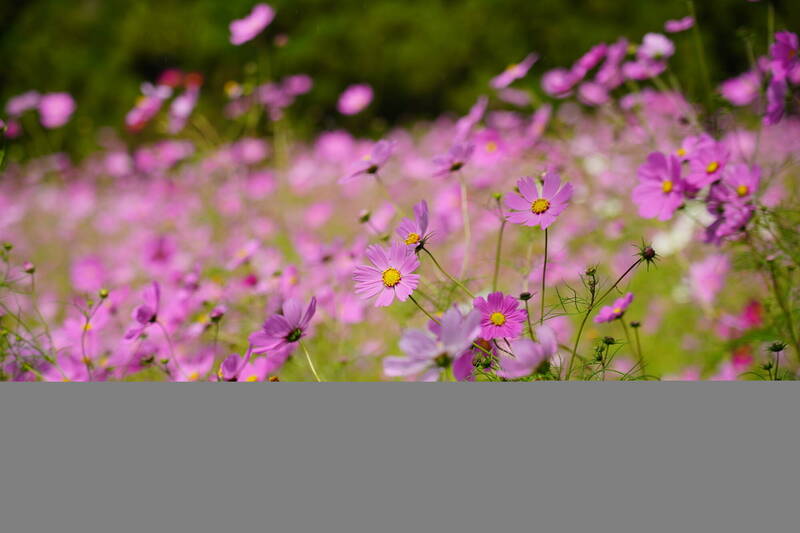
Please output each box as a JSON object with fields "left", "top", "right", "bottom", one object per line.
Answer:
{"left": 5, "top": 91, "right": 40, "bottom": 116}
{"left": 578, "top": 82, "right": 609, "bottom": 106}
{"left": 497, "top": 325, "right": 557, "bottom": 379}
{"left": 383, "top": 306, "right": 481, "bottom": 381}
{"left": 664, "top": 16, "right": 694, "bottom": 33}
{"left": 454, "top": 96, "right": 488, "bottom": 142}
{"left": 704, "top": 200, "right": 755, "bottom": 245}
{"left": 770, "top": 31, "right": 800, "bottom": 83}
{"left": 720, "top": 71, "right": 761, "bottom": 106}
{"left": 571, "top": 43, "right": 608, "bottom": 79}
{"left": 337, "top": 84, "right": 373, "bottom": 115}
{"left": 541, "top": 68, "right": 578, "bottom": 98}
{"left": 638, "top": 33, "right": 675, "bottom": 60}
{"left": 230, "top": 3, "right": 275, "bottom": 45}
{"left": 675, "top": 133, "right": 715, "bottom": 162}
{"left": 38, "top": 93, "right": 76, "bottom": 129}
{"left": 473, "top": 292, "right": 527, "bottom": 340}
{"left": 687, "top": 144, "right": 729, "bottom": 190}
{"left": 353, "top": 242, "right": 420, "bottom": 307}
{"left": 431, "top": 142, "right": 475, "bottom": 177}
{"left": 632, "top": 152, "right": 685, "bottom": 221}
{"left": 339, "top": 139, "right": 396, "bottom": 183}
{"left": 710, "top": 164, "right": 761, "bottom": 204}
{"left": 504, "top": 172, "right": 573, "bottom": 229}
{"left": 249, "top": 297, "right": 316, "bottom": 356}
{"left": 490, "top": 52, "right": 539, "bottom": 89}
{"left": 594, "top": 293, "right": 634, "bottom": 323}
{"left": 689, "top": 255, "right": 730, "bottom": 306}
{"left": 396, "top": 200, "right": 429, "bottom": 247}
{"left": 124, "top": 282, "right": 160, "bottom": 341}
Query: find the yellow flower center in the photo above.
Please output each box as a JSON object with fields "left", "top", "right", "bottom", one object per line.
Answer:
{"left": 662, "top": 180, "right": 673, "bottom": 193}
{"left": 676, "top": 148, "right": 687, "bottom": 157}
{"left": 506, "top": 63, "right": 518, "bottom": 72}
{"left": 84, "top": 322, "right": 92, "bottom": 332}
{"left": 531, "top": 198, "right": 551, "bottom": 214}
{"left": 188, "top": 371, "right": 200, "bottom": 381}
{"left": 362, "top": 153, "right": 372, "bottom": 161}
{"left": 382, "top": 268, "right": 402, "bottom": 288}
{"left": 62, "top": 377, "right": 71, "bottom": 382}
{"left": 490, "top": 312, "right": 507, "bottom": 326}
{"left": 485, "top": 141, "right": 498, "bottom": 153}
{"left": 404, "top": 233, "right": 420, "bottom": 245}
{"left": 706, "top": 161, "right": 720, "bottom": 174}
{"left": 736, "top": 185, "right": 749, "bottom": 197}
{"left": 245, "top": 375, "right": 259, "bottom": 382}
{"left": 613, "top": 307, "right": 622, "bottom": 315}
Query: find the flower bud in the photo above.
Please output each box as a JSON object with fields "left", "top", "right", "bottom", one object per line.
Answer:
{"left": 99, "top": 289, "right": 109, "bottom": 299}
{"left": 519, "top": 292, "right": 532, "bottom": 301}
{"left": 23, "top": 261, "right": 35, "bottom": 274}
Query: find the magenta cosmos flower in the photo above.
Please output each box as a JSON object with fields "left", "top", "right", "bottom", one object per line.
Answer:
{"left": 686, "top": 144, "right": 729, "bottom": 190}
{"left": 338, "top": 84, "right": 373, "bottom": 115}
{"left": 249, "top": 297, "right": 316, "bottom": 356}
{"left": 396, "top": 200, "right": 429, "bottom": 247}
{"left": 353, "top": 242, "right": 420, "bottom": 307}
{"left": 230, "top": 3, "right": 275, "bottom": 45}
{"left": 38, "top": 93, "right": 75, "bottom": 129}
{"left": 770, "top": 31, "right": 800, "bottom": 83}
{"left": 473, "top": 292, "right": 527, "bottom": 340}
{"left": 632, "top": 152, "right": 685, "bottom": 221}
{"left": 383, "top": 306, "right": 481, "bottom": 381}
{"left": 490, "top": 52, "right": 539, "bottom": 89}
{"left": 339, "top": 139, "right": 395, "bottom": 184}
{"left": 497, "top": 325, "right": 558, "bottom": 379}
{"left": 124, "top": 281, "right": 160, "bottom": 340}
{"left": 594, "top": 293, "right": 634, "bottom": 323}
{"left": 504, "top": 172, "right": 573, "bottom": 229}
{"left": 637, "top": 33, "right": 675, "bottom": 61}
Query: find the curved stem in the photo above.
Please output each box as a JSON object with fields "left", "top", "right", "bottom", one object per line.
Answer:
{"left": 421, "top": 248, "right": 475, "bottom": 299}
{"left": 299, "top": 340, "right": 322, "bottom": 382}
{"left": 408, "top": 294, "right": 441, "bottom": 325}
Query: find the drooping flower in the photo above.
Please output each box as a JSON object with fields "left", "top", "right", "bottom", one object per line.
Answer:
{"left": 490, "top": 52, "right": 539, "bottom": 89}
{"left": 497, "top": 325, "right": 558, "bottom": 379}
{"left": 473, "top": 292, "right": 527, "bottom": 340}
{"left": 124, "top": 282, "right": 160, "bottom": 341}
{"left": 594, "top": 293, "right": 634, "bottom": 323}
{"left": 632, "top": 152, "right": 685, "bottom": 221}
{"left": 504, "top": 172, "right": 573, "bottom": 228}
{"left": 353, "top": 242, "right": 420, "bottom": 307}
{"left": 339, "top": 139, "right": 396, "bottom": 184}
{"left": 664, "top": 16, "right": 694, "bottom": 33}
{"left": 38, "top": 93, "right": 76, "bottom": 129}
{"left": 337, "top": 84, "right": 373, "bottom": 115}
{"left": 230, "top": 3, "right": 275, "bottom": 45}
{"left": 432, "top": 142, "right": 475, "bottom": 177}
{"left": 396, "top": 200, "right": 429, "bottom": 247}
{"left": 383, "top": 306, "right": 481, "bottom": 381}
{"left": 249, "top": 297, "right": 316, "bottom": 356}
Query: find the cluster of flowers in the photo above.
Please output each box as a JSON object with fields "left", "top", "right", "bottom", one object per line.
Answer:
{"left": 0, "top": 4, "right": 798, "bottom": 381}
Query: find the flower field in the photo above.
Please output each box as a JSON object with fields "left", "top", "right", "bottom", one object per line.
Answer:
{"left": 1, "top": 3, "right": 799, "bottom": 381}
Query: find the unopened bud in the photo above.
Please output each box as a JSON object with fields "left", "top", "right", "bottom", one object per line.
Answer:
{"left": 519, "top": 292, "right": 532, "bottom": 301}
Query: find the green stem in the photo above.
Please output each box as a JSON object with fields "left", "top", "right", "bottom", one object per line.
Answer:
{"left": 540, "top": 228, "right": 548, "bottom": 325}
{"left": 408, "top": 294, "right": 441, "bottom": 325}
{"left": 421, "top": 248, "right": 475, "bottom": 299}
{"left": 492, "top": 219, "right": 506, "bottom": 293}
{"left": 621, "top": 320, "right": 643, "bottom": 376}
{"left": 458, "top": 175, "right": 471, "bottom": 278}
{"left": 299, "top": 340, "right": 323, "bottom": 382}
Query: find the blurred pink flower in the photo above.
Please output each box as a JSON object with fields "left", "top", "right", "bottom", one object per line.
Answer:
{"left": 38, "top": 93, "right": 76, "bottom": 129}
{"left": 337, "top": 84, "right": 373, "bottom": 115}
{"left": 230, "top": 3, "right": 275, "bottom": 45}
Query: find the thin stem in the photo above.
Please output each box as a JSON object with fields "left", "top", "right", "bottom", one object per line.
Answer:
{"left": 458, "top": 175, "right": 471, "bottom": 278}
{"left": 492, "top": 219, "right": 506, "bottom": 292}
{"left": 621, "top": 321, "right": 643, "bottom": 376}
{"left": 566, "top": 259, "right": 643, "bottom": 380}
{"left": 524, "top": 300, "right": 536, "bottom": 341}
{"left": 156, "top": 321, "right": 185, "bottom": 379}
{"left": 421, "top": 248, "right": 475, "bottom": 299}
{"left": 299, "top": 340, "right": 322, "bottom": 382}
{"left": 540, "top": 228, "right": 548, "bottom": 325}
{"left": 633, "top": 326, "right": 643, "bottom": 364}
{"left": 408, "top": 294, "right": 441, "bottom": 325}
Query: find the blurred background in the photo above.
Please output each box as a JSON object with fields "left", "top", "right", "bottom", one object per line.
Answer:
{"left": 2, "top": 0, "right": 799, "bottom": 157}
